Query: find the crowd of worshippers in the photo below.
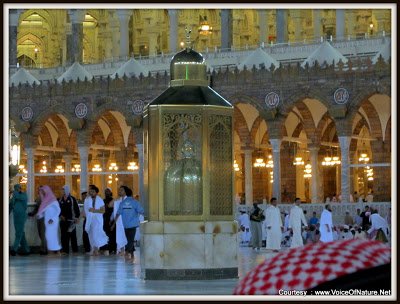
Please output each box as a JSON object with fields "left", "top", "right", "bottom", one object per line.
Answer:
{"left": 9, "top": 183, "right": 144, "bottom": 263}
{"left": 237, "top": 199, "right": 391, "bottom": 251}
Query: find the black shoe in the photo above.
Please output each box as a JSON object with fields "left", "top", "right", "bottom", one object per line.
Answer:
{"left": 10, "top": 250, "right": 16, "bottom": 256}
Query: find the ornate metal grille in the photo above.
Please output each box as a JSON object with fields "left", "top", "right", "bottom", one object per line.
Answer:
{"left": 209, "top": 115, "right": 232, "bottom": 215}
{"left": 163, "top": 113, "right": 203, "bottom": 215}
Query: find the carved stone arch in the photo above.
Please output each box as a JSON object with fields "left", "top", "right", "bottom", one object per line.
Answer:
{"left": 348, "top": 98, "right": 383, "bottom": 140}
{"left": 91, "top": 124, "right": 106, "bottom": 146}
{"left": 321, "top": 120, "right": 337, "bottom": 142}
{"left": 284, "top": 100, "right": 317, "bottom": 143}
{"left": 349, "top": 116, "right": 369, "bottom": 155}
{"left": 20, "top": 9, "right": 55, "bottom": 28}
{"left": 315, "top": 112, "right": 335, "bottom": 140}
{"left": 385, "top": 116, "right": 391, "bottom": 144}
{"left": 250, "top": 116, "right": 264, "bottom": 144}
{"left": 233, "top": 105, "right": 251, "bottom": 146}
{"left": 49, "top": 114, "right": 70, "bottom": 149}
{"left": 102, "top": 111, "right": 125, "bottom": 147}
{"left": 291, "top": 121, "right": 304, "bottom": 138}
{"left": 38, "top": 124, "right": 53, "bottom": 147}
{"left": 228, "top": 93, "right": 263, "bottom": 112}
{"left": 283, "top": 89, "right": 330, "bottom": 113}
{"left": 86, "top": 102, "right": 126, "bottom": 137}
{"left": 30, "top": 105, "right": 73, "bottom": 137}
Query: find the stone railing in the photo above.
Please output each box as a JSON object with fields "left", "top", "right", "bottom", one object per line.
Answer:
{"left": 10, "top": 36, "right": 388, "bottom": 82}
{"left": 236, "top": 202, "right": 391, "bottom": 226}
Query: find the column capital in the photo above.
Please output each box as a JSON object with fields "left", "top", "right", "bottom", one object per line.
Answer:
{"left": 63, "top": 153, "right": 74, "bottom": 162}
{"left": 68, "top": 9, "right": 86, "bottom": 24}
{"left": 117, "top": 9, "right": 132, "bottom": 23}
{"left": 168, "top": 9, "right": 178, "bottom": 16}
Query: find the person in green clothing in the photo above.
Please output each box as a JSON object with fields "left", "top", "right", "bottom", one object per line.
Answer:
{"left": 9, "top": 184, "right": 30, "bottom": 256}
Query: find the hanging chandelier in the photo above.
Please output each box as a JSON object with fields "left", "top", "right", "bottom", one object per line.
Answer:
{"left": 253, "top": 149, "right": 266, "bottom": 168}
{"left": 198, "top": 16, "right": 213, "bottom": 35}
{"left": 266, "top": 154, "right": 274, "bottom": 168}
{"left": 54, "top": 164, "right": 64, "bottom": 173}
{"left": 109, "top": 162, "right": 118, "bottom": 171}
{"left": 127, "top": 161, "right": 139, "bottom": 171}
{"left": 358, "top": 152, "right": 370, "bottom": 163}
{"left": 71, "top": 164, "right": 81, "bottom": 172}
{"left": 39, "top": 160, "right": 47, "bottom": 173}
{"left": 303, "top": 162, "right": 312, "bottom": 178}
{"left": 269, "top": 170, "right": 274, "bottom": 183}
{"left": 365, "top": 166, "right": 374, "bottom": 181}
{"left": 233, "top": 160, "right": 240, "bottom": 171}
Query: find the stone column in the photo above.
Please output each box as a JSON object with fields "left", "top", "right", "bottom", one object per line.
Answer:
{"left": 63, "top": 154, "right": 73, "bottom": 190}
{"left": 168, "top": 9, "right": 178, "bottom": 53}
{"left": 276, "top": 9, "right": 288, "bottom": 43}
{"left": 136, "top": 143, "right": 146, "bottom": 216}
{"left": 373, "top": 9, "right": 390, "bottom": 35}
{"left": 26, "top": 147, "right": 35, "bottom": 203}
{"left": 78, "top": 146, "right": 89, "bottom": 193}
{"left": 67, "top": 9, "right": 85, "bottom": 64}
{"left": 117, "top": 10, "right": 132, "bottom": 59}
{"left": 346, "top": 10, "right": 356, "bottom": 39}
{"left": 313, "top": 9, "right": 321, "bottom": 41}
{"left": 309, "top": 146, "right": 320, "bottom": 203}
{"left": 336, "top": 9, "right": 345, "bottom": 41}
{"left": 291, "top": 10, "right": 303, "bottom": 43}
{"left": 270, "top": 139, "right": 282, "bottom": 202}
{"left": 9, "top": 9, "right": 21, "bottom": 67}
{"left": 221, "top": 9, "right": 233, "bottom": 50}
{"left": 338, "top": 136, "right": 351, "bottom": 203}
{"left": 243, "top": 148, "right": 253, "bottom": 205}
{"left": 258, "top": 9, "right": 267, "bottom": 44}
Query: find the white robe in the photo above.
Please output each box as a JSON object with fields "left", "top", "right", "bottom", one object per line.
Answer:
{"left": 112, "top": 198, "right": 127, "bottom": 252}
{"left": 43, "top": 201, "right": 62, "bottom": 251}
{"left": 265, "top": 205, "right": 282, "bottom": 250}
{"left": 368, "top": 213, "right": 390, "bottom": 240}
{"left": 134, "top": 214, "right": 145, "bottom": 241}
{"left": 320, "top": 209, "right": 333, "bottom": 242}
{"left": 238, "top": 213, "right": 251, "bottom": 243}
{"left": 289, "top": 205, "right": 308, "bottom": 248}
{"left": 84, "top": 196, "right": 108, "bottom": 248}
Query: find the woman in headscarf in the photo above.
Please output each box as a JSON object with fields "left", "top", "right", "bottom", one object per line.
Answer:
{"left": 9, "top": 184, "right": 30, "bottom": 256}
{"left": 37, "top": 185, "right": 62, "bottom": 256}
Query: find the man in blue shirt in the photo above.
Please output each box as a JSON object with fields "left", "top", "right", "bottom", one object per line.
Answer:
{"left": 309, "top": 211, "right": 319, "bottom": 226}
{"left": 112, "top": 186, "right": 144, "bottom": 262}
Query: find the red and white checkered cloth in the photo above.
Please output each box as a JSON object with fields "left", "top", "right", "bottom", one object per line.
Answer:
{"left": 234, "top": 239, "right": 391, "bottom": 295}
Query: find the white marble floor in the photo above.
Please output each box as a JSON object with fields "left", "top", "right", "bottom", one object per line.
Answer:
{"left": 7, "top": 246, "right": 282, "bottom": 296}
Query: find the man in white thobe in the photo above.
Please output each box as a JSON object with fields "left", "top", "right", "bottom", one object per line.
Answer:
{"left": 368, "top": 209, "right": 390, "bottom": 243}
{"left": 288, "top": 198, "right": 308, "bottom": 248}
{"left": 84, "top": 184, "right": 109, "bottom": 255}
{"left": 265, "top": 197, "right": 283, "bottom": 252}
{"left": 320, "top": 204, "right": 333, "bottom": 242}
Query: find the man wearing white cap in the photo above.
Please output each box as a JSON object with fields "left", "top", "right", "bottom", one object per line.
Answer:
{"left": 339, "top": 225, "right": 353, "bottom": 240}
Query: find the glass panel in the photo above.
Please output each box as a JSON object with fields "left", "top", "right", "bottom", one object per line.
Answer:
{"left": 163, "top": 113, "right": 202, "bottom": 215}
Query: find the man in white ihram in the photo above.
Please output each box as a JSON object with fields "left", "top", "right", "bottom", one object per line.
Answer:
{"left": 288, "top": 198, "right": 308, "bottom": 248}
{"left": 265, "top": 197, "right": 283, "bottom": 252}
{"left": 320, "top": 204, "right": 333, "bottom": 242}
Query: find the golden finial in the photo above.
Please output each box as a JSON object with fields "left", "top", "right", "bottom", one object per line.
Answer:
{"left": 185, "top": 26, "right": 192, "bottom": 51}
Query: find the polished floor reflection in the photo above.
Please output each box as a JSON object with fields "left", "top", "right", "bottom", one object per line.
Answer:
{"left": 8, "top": 247, "right": 281, "bottom": 295}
